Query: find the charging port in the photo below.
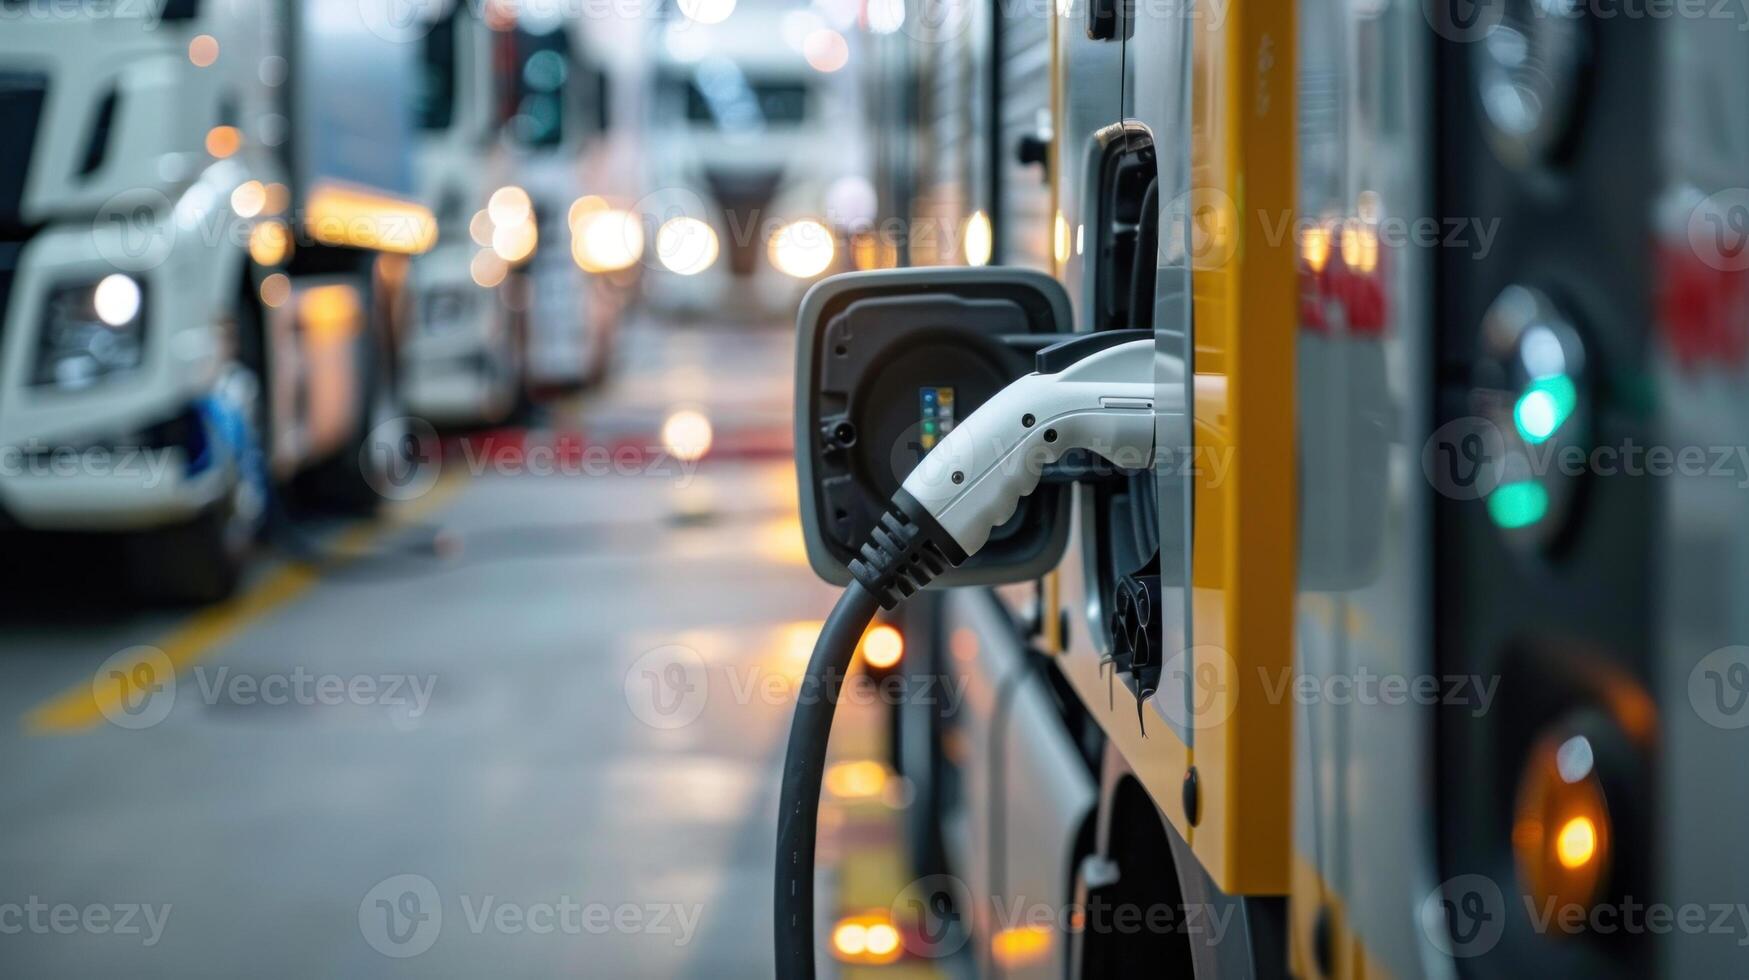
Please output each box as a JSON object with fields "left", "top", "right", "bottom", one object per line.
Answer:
{"left": 1086, "top": 127, "right": 1164, "bottom": 712}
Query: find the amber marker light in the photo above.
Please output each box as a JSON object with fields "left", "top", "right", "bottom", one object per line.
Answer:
{"left": 830, "top": 913, "right": 903, "bottom": 965}
{"left": 1555, "top": 815, "right": 1597, "bottom": 870}
{"left": 823, "top": 760, "right": 887, "bottom": 801}
{"left": 206, "top": 126, "right": 242, "bottom": 159}
{"left": 305, "top": 184, "right": 438, "bottom": 256}
{"left": 860, "top": 624, "right": 903, "bottom": 670}
{"left": 1512, "top": 720, "right": 1618, "bottom": 917}
{"left": 991, "top": 923, "right": 1054, "bottom": 969}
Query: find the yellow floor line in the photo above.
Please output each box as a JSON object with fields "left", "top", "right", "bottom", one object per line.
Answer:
{"left": 23, "top": 474, "right": 467, "bottom": 735}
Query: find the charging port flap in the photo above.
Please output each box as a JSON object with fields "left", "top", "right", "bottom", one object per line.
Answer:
{"left": 794, "top": 267, "right": 1077, "bottom": 588}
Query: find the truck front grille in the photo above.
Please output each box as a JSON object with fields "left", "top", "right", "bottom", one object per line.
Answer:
{"left": 705, "top": 168, "right": 784, "bottom": 278}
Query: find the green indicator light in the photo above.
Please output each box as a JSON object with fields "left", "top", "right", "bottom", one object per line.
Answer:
{"left": 1487, "top": 480, "right": 1550, "bottom": 530}
{"left": 1514, "top": 375, "right": 1577, "bottom": 444}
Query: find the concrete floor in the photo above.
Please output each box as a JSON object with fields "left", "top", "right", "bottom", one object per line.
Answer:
{"left": 0, "top": 319, "right": 893, "bottom": 977}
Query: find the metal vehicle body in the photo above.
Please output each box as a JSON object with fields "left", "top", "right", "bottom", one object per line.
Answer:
{"left": 400, "top": 2, "right": 523, "bottom": 427}
{"left": 866, "top": 0, "right": 1748, "bottom": 977}
{"left": 0, "top": 0, "right": 432, "bottom": 600}
{"left": 642, "top": 1, "right": 870, "bottom": 321}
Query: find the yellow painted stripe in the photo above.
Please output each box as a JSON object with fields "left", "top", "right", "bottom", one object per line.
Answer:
{"left": 23, "top": 474, "right": 466, "bottom": 735}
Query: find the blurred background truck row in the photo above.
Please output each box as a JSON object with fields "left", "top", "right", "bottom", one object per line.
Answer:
{"left": 0, "top": 0, "right": 883, "bottom": 600}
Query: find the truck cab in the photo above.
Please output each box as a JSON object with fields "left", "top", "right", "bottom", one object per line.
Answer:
{"left": 503, "top": 13, "right": 634, "bottom": 392}
{"left": 400, "top": 2, "right": 523, "bottom": 427}
{"left": 641, "top": 4, "right": 870, "bottom": 320}
{"left": 0, "top": 0, "right": 432, "bottom": 600}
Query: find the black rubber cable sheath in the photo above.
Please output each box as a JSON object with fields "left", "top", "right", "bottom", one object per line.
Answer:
{"left": 773, "top": 580, "right": 881, "bottom": 980}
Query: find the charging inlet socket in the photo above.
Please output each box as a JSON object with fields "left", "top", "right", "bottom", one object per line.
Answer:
{"left": 794, "top": 268, "right": 1083, "bottom": 588}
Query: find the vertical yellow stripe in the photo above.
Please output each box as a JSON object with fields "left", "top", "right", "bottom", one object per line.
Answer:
{"left": 1186, "top": 0, "right": 1297, "bottom": 894}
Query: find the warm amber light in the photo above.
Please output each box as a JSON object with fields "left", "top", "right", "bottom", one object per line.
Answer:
{"left": 568, "top": 195, "right": 608, "bottom": 226}
{"left": 823, "top": 760, "right": 888, "bottom": 800}
{"left": 661, "top": 409, "right": 714, "bottom": 463}
{"left": 991, "top": 924, "right": 1054, "bottom": 968}
{"left": 830, "top": 914, "right": 903, "bottom": 965}
{"left": 492, "top": 219, "right": 538, "bottom": 264}
{"left": 488, "top": 186, "right": 533, "bottom": 228}
{"left": 963, "top": 210, "right": 993, "bottom": 267}
{"left": 1301, "top": 224, "right": 1331, "bottom": 274}
{"left": 1513, "top": 717, "right": 1621, "bottom": 916}
{"left": 206, "top": 126, "right": 242, "bottom": 159}
{"left": 1053, "top": 211, "right": 1071, "bottom": 265}
{"left": 768, "top": 219, "right": 835, "bottom": 278}
{"left": 832, "top": 922, "right": 867, "bottom": 956}
{"left": 571, "top": 206, "right": 644, "bottom": 273}
{"left": 864, "top": 922, "right": 900, "bottom": 956}
{"left": 860, "top": 624, "right": 903, "bottom": 670}
{"left": 298, "top": 284, "right": 362, "bottom": 345}
{"left": 1340, "top": 221, "right": 1379, "bottom": 275}
{"left": 249, "top": 221, "right": 292, "bottom": 267}
{"left": 305, "top": 184, "right": 438, "bottom": 255}
{"left": 1556, "top": 816, "right": 1597, "bottom": 869}
{"left": 852, "top": 232, "right": 880, "bottom": 271}
{"left": 774, "top": 620, "right": 824, "bottom": 668}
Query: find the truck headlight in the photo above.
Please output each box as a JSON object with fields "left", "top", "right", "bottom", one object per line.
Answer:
{"left": 571, "top": 202, "right": 644, "bottom": 273}
{"left": 655, "top": 217, "right": 719, "bottom": 276}
{"left": 769, "top": 219, "right": 836, "bottom": 279}
{"left": 34, "top": 274, "right": 147, "bottom": 389}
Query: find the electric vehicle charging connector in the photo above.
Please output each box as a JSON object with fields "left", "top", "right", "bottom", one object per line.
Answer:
{"left": 777, "top": 337, "right": 1159, "bottom": 978}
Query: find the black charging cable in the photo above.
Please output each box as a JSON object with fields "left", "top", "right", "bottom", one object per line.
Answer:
{"left": 773, "top": 500, "right": 963, "bottom": 979}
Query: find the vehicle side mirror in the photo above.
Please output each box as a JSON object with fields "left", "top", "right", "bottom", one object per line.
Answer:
{"left": 794, "top": 267, "right": 1077, "bottom": 588}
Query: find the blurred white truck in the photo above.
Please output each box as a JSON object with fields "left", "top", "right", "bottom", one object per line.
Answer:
{"left": 401, "top": 2, "right": 523, "bottom": 426}
{"left": 0, "top": 0, "right": 434, "bottom": 600}
{"left": 641, "top": 4, "right": 871, "bottom": 320}
{"left": 505, "top": 13, "right": 636, "bottom": 392}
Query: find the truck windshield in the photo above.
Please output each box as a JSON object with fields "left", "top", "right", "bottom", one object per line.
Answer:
{"left": 414, "top": 12, "right": 459, "bottom": 132}
{"left": 683, "top": 62, "right": 809, "bottom": 131}
{"left": 0, "top": 0, "right": 202, "bottom": 13}
{"left": 508, "top": 26, "right": 572, "bottom": 148}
